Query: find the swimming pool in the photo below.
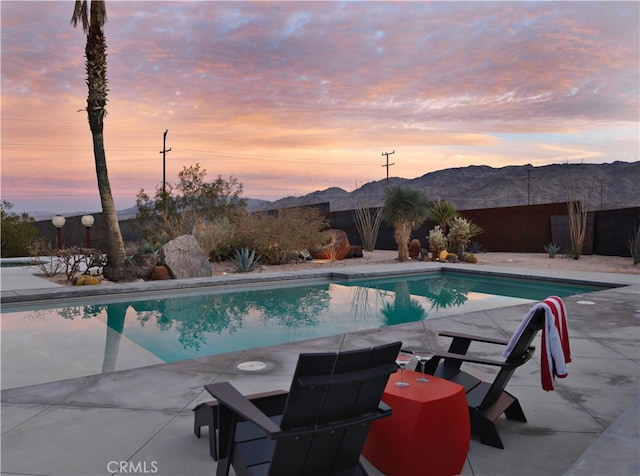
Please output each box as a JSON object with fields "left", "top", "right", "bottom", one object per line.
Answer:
{"left": 1, "top": 271, "right": 609, "bottom": 389}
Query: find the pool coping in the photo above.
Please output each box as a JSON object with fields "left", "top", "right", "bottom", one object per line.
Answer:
{"left": 1, "top": 261, "right": 637, "bottom": 306}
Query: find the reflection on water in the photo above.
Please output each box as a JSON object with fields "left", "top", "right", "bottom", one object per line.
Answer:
{"left": 9, "top": 272, "right": 604, "bottom": 378}
{"left": 28, "top": 276, "right": 478, "bottom": 364}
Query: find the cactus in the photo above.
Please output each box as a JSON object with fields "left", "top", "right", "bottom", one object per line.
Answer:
{"left": 463, "top": 253, "right": 478, "bottom": 264}
{"left": 427, "top": 226, "right": 448, "bottom": 260}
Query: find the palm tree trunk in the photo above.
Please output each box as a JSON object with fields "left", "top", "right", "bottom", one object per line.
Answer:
{"left": 91, "top": 130, "right": 126, "bottom": 279}
{"left": 81, "top": 8, "right": 126, "bottom": 280}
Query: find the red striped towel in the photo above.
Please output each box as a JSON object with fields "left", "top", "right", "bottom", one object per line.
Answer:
{"left": 504, "top": 296, "right": 571, "bottom": 391}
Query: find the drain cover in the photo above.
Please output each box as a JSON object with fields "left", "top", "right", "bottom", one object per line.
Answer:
{"left": 577, "top": 300, "right": 595, "bottom": 305}
{"left": 237, "top": 361, "right": 267, "bottom": 371}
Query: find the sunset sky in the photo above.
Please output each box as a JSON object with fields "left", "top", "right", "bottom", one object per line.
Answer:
{"left": 1, "top": 1, "right": 638, "bottom": 215}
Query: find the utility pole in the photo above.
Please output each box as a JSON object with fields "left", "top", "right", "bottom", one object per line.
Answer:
{"left": 381, "top": 150, "right": 395, "bottom": 186}
{"left": 159, "top": 130, "right": 171, "bottom": 213}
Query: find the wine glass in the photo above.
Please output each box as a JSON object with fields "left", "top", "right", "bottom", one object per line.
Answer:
{"left": 395, "top": 353, "right": 413, "bottom": 388}
{"left": 414, "top": 350, "right": 435, "bottom": 383}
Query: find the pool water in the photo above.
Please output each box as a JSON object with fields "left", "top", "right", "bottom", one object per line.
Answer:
{"left": 1, "top": 271, "right": 607, "bottom": 389}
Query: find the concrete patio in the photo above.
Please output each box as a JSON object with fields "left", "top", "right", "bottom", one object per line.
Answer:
{"left": 1, "top": 261, "right": 638, "bottom": 475}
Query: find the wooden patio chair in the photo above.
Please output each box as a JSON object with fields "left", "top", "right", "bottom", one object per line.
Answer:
{"left": 408, "top": 308, "right": 545, "bottom": 449}
{"left": 203, "top": 341, "right": 402, "bottom": 476}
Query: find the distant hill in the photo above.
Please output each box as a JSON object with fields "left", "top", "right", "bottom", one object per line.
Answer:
{"left": 28, "top": 162, "right": 638, "bottom": 221}
{"left": 250, "top": 161, "right": 640, "bottom": 212}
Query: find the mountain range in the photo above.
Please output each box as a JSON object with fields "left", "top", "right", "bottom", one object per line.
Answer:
{"left": 250, "top": 161, "right": 640, "bottom": 212}
{"left": 27, "top": 161, "right": 639, "bottom": 221}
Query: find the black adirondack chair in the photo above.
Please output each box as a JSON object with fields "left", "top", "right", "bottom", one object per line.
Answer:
{"left": 411, "top": 308, "right": 545, "bottom": 449}
{"left": 204, "top": 341, "right": 402, "bottom": 476}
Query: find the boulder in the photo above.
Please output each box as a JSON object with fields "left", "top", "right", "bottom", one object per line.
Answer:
{"left": 160, "top": 234, "right": 212, "bottom": 279}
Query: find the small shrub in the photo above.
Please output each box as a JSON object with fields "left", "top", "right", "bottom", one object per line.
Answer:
{"left": 463, "top": 253, "right": 478, "bottom": 264}
{"left": 231, "top": 247, "right": 260, "bottom": 273}
{"left": 446, "top": 253, "right": 458, "bottom": 262}
{"left": 30, "top": 241, "right": 64, "bottom": 277}
{"left": 543, "top": 242, "right": 561, "bottom": 258}
{"left": 58, "top": 247, "right": 107, "bottom": 281}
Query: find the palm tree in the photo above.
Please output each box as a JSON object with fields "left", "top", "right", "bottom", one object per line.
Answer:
{"left": 71, "top": 1, "right": 126, "bottom": 280}
{"left": 382, "top": 186, "right": 429, "bottom": 262}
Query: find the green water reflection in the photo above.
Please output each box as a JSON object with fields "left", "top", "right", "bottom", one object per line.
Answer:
{"left": 13, "top": 272, "right": 605, "bottom": 368}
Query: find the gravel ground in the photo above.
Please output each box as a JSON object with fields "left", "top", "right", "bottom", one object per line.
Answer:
{"left": 43, "top": 249, "right": 638, "bottom": 286}
{"left": 214, "top": 249, "right": 640, "bottom": 276}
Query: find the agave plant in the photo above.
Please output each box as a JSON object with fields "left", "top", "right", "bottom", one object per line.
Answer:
{"left": 231, "top": 247, "right": 260, "bottom": 273}
{"left": 543, "top": 242, "right": 561, "bottom": 258}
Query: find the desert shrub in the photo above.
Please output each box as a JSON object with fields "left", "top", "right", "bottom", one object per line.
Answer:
{"left": 1, "top": 201, "right": 39, "bottom": 258}
{"left": 29, "top": 241, "right": 64, "bottom": 277}
{"left": 192, "top": 217, "right": 236, "bottom": 261}
{"left": 134, "top": 165, "right": 246, "bottom": 247}
{"left": 427, "top": 226, "right": 448, "bottom": 259}
{"left": 235, "top": 207, "right": 328, "bottom": 265}
{"left": 57, "top": 247, "right": 107, "bottom": 281}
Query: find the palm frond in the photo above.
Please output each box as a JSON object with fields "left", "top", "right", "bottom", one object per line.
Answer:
{"left": 71, "top": 1, "right": 89, "bottom": 32}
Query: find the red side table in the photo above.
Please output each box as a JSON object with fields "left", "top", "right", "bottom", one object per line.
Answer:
{"left": 363, "top": 370, "right": 470, "bottom": 476}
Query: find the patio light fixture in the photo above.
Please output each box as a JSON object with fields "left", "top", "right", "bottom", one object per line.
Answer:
{"left": 52, "top": 215, "right": 66, "bottom": 251}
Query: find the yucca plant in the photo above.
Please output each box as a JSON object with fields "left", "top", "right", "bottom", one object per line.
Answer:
{"left": 382, "top": 186, "right": 429, "bottom": 262}
{"left": 231, "top": 247, "right": 260, "bottom": 273}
